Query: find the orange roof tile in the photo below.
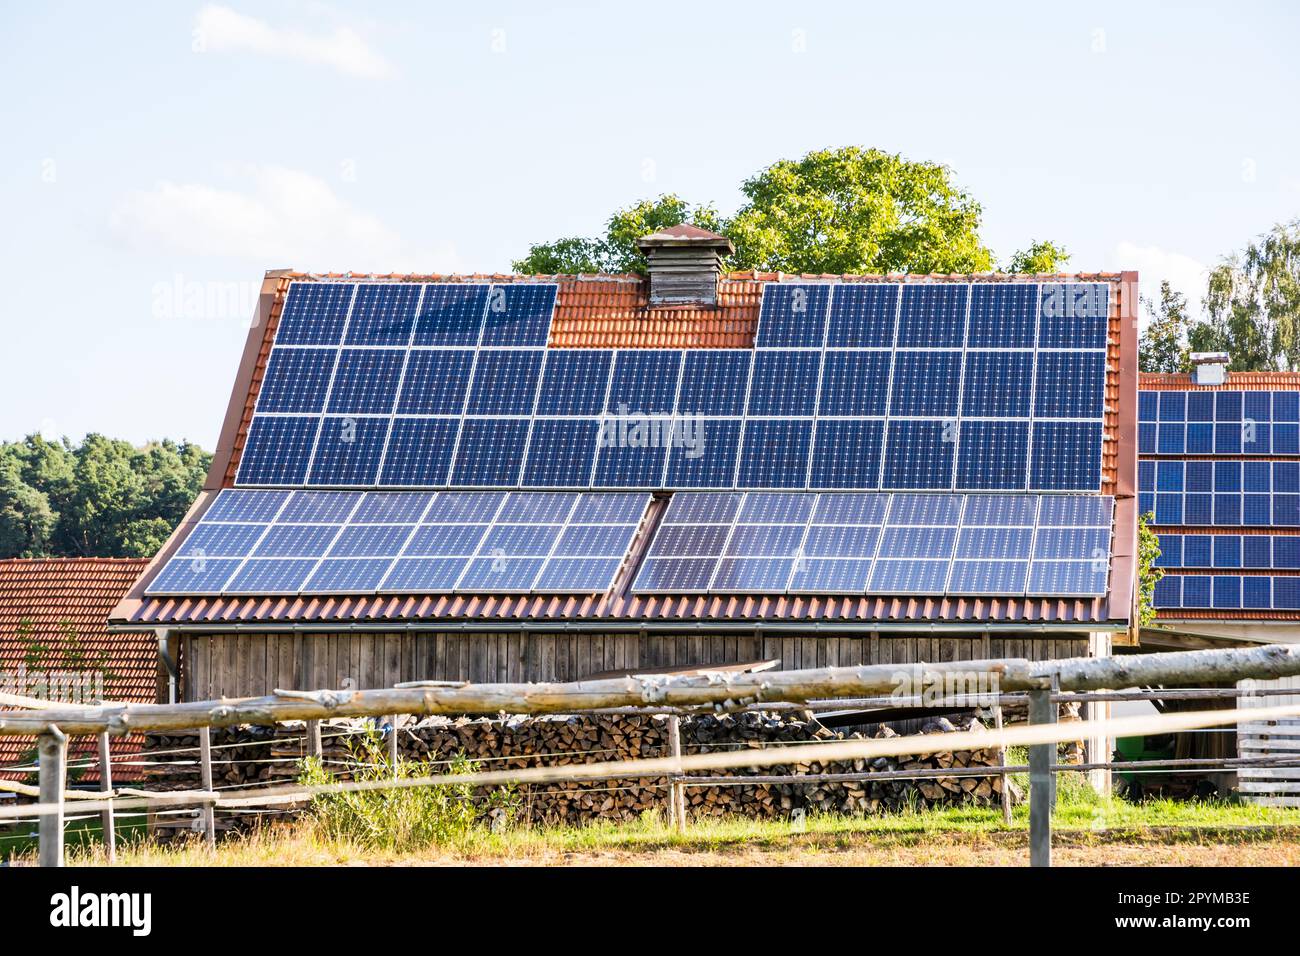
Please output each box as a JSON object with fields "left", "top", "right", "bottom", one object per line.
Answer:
{"left": 0, "top": 558, "right": 152, "bottom": 782}
{"left": 1141, "top": 371, "right": 1300, "bottom": 390}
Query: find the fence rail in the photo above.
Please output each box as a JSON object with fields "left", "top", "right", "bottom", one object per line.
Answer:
{"left": 5, "top": 644, "right": 1300, "bottom": 868}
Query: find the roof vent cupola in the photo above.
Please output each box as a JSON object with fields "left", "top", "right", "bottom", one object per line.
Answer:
{"left": 635, "top": 224, "right": 735, "bottom": 307}
{"left": 1190, "top": 351, "right": 1229, "bottom": 386}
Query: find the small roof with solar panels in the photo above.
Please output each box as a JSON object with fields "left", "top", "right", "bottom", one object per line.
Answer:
{"left": 1141, "top": 368, "right": 1300, "bottom": 622}
{"left": 110, "top": 261, "right": 1139, "bottom": 632}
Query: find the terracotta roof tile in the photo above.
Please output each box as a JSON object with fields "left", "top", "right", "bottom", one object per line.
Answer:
{"left": 0, "top": 558, "right": 152, "bottom": 782}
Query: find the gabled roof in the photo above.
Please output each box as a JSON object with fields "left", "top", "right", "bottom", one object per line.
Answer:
{"left": 0, "top": 558, "right": 153, "bottom": 782}
{"left": 111, "top": 270, "right": 1139, "bottom": 634}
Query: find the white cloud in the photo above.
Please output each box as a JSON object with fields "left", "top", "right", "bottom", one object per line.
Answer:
{"left": 111, "top": 165, "right": 459, "bottom": 273}
{"left": 194, "top": 4, "right": 394, "bottom": 79}
{"left": 1114, "top": 241, "right": 1210, "bottom": 325}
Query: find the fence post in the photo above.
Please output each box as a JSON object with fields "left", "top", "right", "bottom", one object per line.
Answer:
{"left": 198, "top": 725, "right": 216, "bottom": 852}
{"left": 387, "top": 715, "right": 399, "bottom": 778}
{"left": 667, "top": 714, "right": 685, "bottom": 834}
{"left": 97, "top": 730, "right": 116, "bottom": 864}
{"left": 306, "top": 719, "right": 322, "bottom": 759}
{"left": 1028, "top": 682, "right": 1057, "bottom": 868}
{"left": 993, "top": 705, "right": 1013, "bottom": 827}
{"left": 38, "top": 726, "right": 67, "bottom": 868}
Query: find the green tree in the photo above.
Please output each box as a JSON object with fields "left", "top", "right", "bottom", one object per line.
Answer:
{"left": 0, "top": 452, "right": 56, "bottom": 557}
{"left": 1002, "top": 240, "right": 1071, "bottom": 274}
{"left": 1139, "top": 281, "right": 1193, "bottom": 373}
{"left": 0, "top": 434, "right": 210, "bottom": 559}
{"left": 514, "top": 195, "right": 721, "bottom": 275}
{"left": 1137, "top": 512, "right": 1163, "bottom": 628}
{"left": 515, "top": 147, "right": 1064, "bottom": 276}
{"left": 1188, "top": 219, "right": 1300, "bottom": 370}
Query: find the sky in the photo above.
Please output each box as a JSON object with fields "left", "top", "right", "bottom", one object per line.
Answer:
{"left": 1, "top": 0, "right": 1297, "bottom": 450}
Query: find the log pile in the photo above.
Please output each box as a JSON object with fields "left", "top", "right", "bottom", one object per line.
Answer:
{"left": 140, "top": 710, "right": 1019, "bottom": 829}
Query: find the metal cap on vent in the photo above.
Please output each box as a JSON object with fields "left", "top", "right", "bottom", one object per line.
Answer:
{"left": 635, "top": 224, "right": 735, "bottom": 307}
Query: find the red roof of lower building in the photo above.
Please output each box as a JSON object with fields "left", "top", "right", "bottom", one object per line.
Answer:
{"left": 0, "top": 558, "right": 153, "bottom": 783}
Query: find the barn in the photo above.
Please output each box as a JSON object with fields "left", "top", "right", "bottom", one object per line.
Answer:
{"left": 107, "top": 228, "right": 1138, "bottom": 739}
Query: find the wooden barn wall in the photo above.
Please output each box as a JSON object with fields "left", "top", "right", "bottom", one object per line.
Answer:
{"left": 180, "top": 632, "right": 1094, "bottom": 701}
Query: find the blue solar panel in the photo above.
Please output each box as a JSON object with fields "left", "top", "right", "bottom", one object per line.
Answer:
{"left": 205, "top": 489, "right": 292, "bottom": 523}
{"left": 888, "top": 493, "right": 963, "bottom": 526}
{"left": 882, "top": 420, "right": 954, "bottom": 490}
{"left": 534, "top": 557, "right": 624, "bottom": 592}
{"left": 351, "top": 491, "right": 435, "bottom": 523}
{"left": 147, "top": 557, "right": 244, "bottom": 594}
{"left": 403, "top": 523, "right": 489, "bottom": 555}
{"left": 1025, "top": 560, "right": 1107, "bottom": 596}
{"left": 1034, "top": 527, "right": 1108, "bottom": 560}
{"left": 889, "top": 352, "right": 962, "bottom": 416}
{"left": 956, "top": 421, "right": 1029, "bottom": 491}
{"left": 966, "top": 284, "right": 1037, "bottom": 348}
{"left": 896, "top": 285, "right": 967, "bottom": 348}
{"left": 632, "top": 557, "right": 717, "bottom": 592}
{"left": 737, "top": 420, "right": 812, "bottom": 488}
{"left": 747, "top": 351, "right": 821, "bottom": 416}
{"left": 553, "top": 524, "right": 637, "bottom": 557}
{"left": 1036, "top": 495, "right": 1111, "bottom": 528}
{"left": 1244, "top": 536, "right": 1272, "bottom": 568}
{"left": 649, "top": 523, "right": 732, "bottom": 556}
{"left": 789, "top": 558, "right": 872, "bottom": 593}
{"left": 570, "top": 492, "right": 649, "bottom": 524}
{"left": 869, "top": 559, "right": 951, "bottom": 592}
{"left": 478, "top": 523, "right": 562, "bottom": 556}
{"left": 809, "top": 420, "right": 884, "bottom": 489}
{"left": 738, "top": 491, "right": 814, "bottom": 524}
{"left": 1038, "top": 283, "right": 1108, "bottom": 349}
{"left": 812, "top": 493, "right": 888, "bottom": 525}
{"left": 395, "top": 351, "right": 475, "bottom": 415}
{"left": 257, "top": 348, "right": 335, "bottom": 414}
{"left": 677, "top": 351, "right": 751, "bottom": 416}
{"left": 818, "top": 351, "right": 891, "bottom": 416}
{"left": 535, "top": 350, "right": 613, "bottom": 415}
{"left": 304, "top": 558, "right": 393, "bottom": 593}
{"left": 237, "top": 416, "right": 320, "bottom": 485}
{"left": 961, "top": 494, "right": 1037, "bottom": 526}
{"left": 344, "top": 284, "right": 423, "bottom": 346}
{"left": 593, "top": 438, "right": 666, "bottom": 488}
{"left": 726, "top": 524, "right": 805, "bottom": 556}
{"left": 279, "top": 490, "right": 357, "bottom": 522}
{"left": 274, "top": 283, "right": 354, "bottom": 346}
{"left": 226, "top": 558, "right": 317, "bottom": 594}
{"left": 450, "top": 419, "right": 529, "bottom": 486}
{"left": 382, "top": 557, "right": 468, "bottom": 591}
{"left": 253, "top": 524, "right": 339, "bottom": 557}
{"left": 379, "top": 418, "right": 458, "bottom": 486}
{"left": 878, "top": 526, "right": 956, "bottom": 559}
{"left": 961, "top": 352, "right": 1033, "bottom": 416}
{"left": 307, "top": 416, "right": 389, "bottom": 486}
{"left": 957, "top": 527, "right": 1034, "bottom": 559}
{"left": 802, "top": 525, "right": 880, "bottom": 557}
{"left": 325, "top": 349, "right": 405, "bottom": 415}
{"left": 756, "top": 284, "right": 831, "bottom": 348}
{"left": 662, "top": 492, "right": 742, "bottom": 524}
{"left": 1152, "top": 574, "right": 1181, "bottom": 608}
{"left": 466, "top": 349, "right": 544, "bottom": 415}
{"left": 606, "top": 350, "right": 681, "bottom": 415}
{"left": 522, "top": 420, "right": 599, "bottom": 487}
{"left": 1030, "top": 421, "right": 1102, "bottom": 492}
{"left": 712, "top": 557, "right": 794, "bottom": 591}
{"left": 458, "top": 556, "right": 547, "bottom": 591}
{"left": 173, "top": 523, "right": 266, "bottom": 558}
{"left": 948, "top": 560, "right": 1029, "bottom": 594}
{"left": 826, "top": 285, "right": 897, "bottom": 348}
{"left": 329, "top": 524, "right": 412, "bottom": 557}
{"left": 412, "top": 285, "right": 489, "bottom": 346}
{"left": 479, "top": 284, "right": 557, "bottom": 347}
{"left": 663, "top": 418, "right": 741, "bottom": 488}
{"left": 1034, "top": 352, "right": 1106, "bottom": 418}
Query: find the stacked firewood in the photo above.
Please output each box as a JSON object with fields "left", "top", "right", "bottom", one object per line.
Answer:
{"left": 140, "top": 710, "right": 1019, "bottom": 828}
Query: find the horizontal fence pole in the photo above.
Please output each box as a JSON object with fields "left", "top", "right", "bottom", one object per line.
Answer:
{"left": 4, "top": 645, "right": 1300, "bottom": 738}
{"left": 5, "top": 701, "right": 1300, "bottom": 823}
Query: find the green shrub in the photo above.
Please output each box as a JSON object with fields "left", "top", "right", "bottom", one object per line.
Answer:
{"left": 297, "top": 729, "right": 516, "bottom": 851}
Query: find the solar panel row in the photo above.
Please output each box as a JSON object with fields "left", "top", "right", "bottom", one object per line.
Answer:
{"left": 1153, "top": 573, "right": 1300, "bottom": 611}
{"left": 146, "top": 489, "right": 649, "bottom": 596}
{"left": 1153, "top": 534, "right": 1300, "bottom": 570}
{"left": 632, "top": 492, "right": 1112, "bottom": 597}
{"left": 238, "top": 280, "right": 1108, "bottom": 493}
{"left": 1138, "top": 390, "right": 1300, "bottom": 455}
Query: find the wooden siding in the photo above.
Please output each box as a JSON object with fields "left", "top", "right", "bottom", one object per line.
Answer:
{"left": 181, "top": 632, "right": 1093, "bottom": 701}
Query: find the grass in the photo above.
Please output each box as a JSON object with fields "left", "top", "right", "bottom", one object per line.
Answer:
{"left": 8, "top": 770, "right": 1299, "bottom": 867}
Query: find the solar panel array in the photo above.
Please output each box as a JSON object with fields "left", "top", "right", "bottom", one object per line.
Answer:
{"left": 1139, "top": 389, "right": 1300, "bottom": 455}
{"left": 1153, "top": 574, "right": 1300, "bottom": 611}
{"left": 632, "top": 492, "right": 1113, "bottom": 597}
{"left": 236, "top": 280, "right": 1109, "bottom": 493}
{"left": 1140, "top": 386, "right": 1300, "bottom": 612}
{"left": 149, "top": 278, "right": 1119, "bottom": 601}
{"left": 146, "top": 489, "right": 649, "bottom": 596}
